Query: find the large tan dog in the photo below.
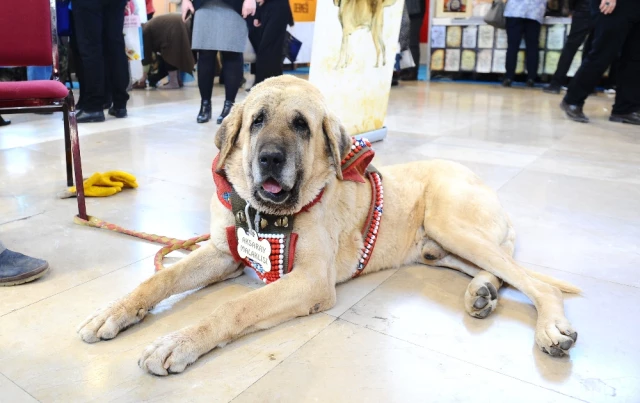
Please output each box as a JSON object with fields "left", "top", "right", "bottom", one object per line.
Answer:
{"left": 78, "top": 76, "right": 579, "bottom": 375}
{"left": 334, "top": 0, "right": 397, "bottom": 68}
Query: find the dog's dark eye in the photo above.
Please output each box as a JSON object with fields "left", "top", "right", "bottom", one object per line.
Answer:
{"left": 252, "top": 112, "right": 265, "bottom": 129}
{"left": 293, "top": 116, "right": 308, "bottom": 131}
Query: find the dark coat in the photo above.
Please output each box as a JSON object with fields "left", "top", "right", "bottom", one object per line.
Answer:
{"left": 142, "top": 13, "right": 195, "bottom": 72}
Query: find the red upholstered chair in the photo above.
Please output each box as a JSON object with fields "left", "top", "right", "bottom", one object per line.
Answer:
{"left": 0, "top": 0, "right": 87, "bottom": 219}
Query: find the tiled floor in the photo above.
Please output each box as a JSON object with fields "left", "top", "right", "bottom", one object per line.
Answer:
{"left": 1, "top": 80, "right": 639, "bottom": 403}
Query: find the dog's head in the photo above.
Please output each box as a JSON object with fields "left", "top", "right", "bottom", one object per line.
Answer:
{"left": 214, "top": 75, "right": 351, "bottom": 215}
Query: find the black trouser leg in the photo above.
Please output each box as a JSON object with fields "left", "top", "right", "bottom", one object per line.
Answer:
{"left": 564, "top": 0, "right": 632, "bottom": 107}
{"left": 69, "top": 13, "right": 85, "bottom": 109}
{"left": 551, "top": 9, "right": 592, "bottom": 86}
{"left": 505, "top": 18, "right": 524, "bottom": 80}
{"left": 72, "top": 1, "right": 104, "bottom": 112}
{"left": 220, "top": 51, "right": 243, "bottom": 102}
{"left": 612, "top": 21, "right": 640, "bottom": 114}
{"left": 408, "top": 11, "right": 425, "bottom": 70}
{"left": 255, "top": 3, "right": 289, "bottom": 85}
{"left": 103, "top": 0, "right": 129, "bottom": 109}
{"left": 523, "top": 19, "right": 541, "bottom": 81}
{"left": 197, "top": 50, "right": 217, "bottom": 101}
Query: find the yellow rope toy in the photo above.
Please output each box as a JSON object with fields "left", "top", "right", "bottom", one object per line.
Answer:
{"left": 60, "top": 171, "right": 138, "bottom": 198}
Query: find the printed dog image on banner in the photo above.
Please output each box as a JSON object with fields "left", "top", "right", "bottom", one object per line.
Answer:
{"left": 334, "top": 0, "right": 399, "bottom": 69}
{"left": 309, "top": 0, "right": 404, "bottom": 136}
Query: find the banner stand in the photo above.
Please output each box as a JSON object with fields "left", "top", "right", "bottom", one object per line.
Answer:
{"left": 354, "top": 127, "right": 387, "bottom": 143}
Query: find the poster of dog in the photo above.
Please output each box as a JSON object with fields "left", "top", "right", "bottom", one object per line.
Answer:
{"left": 309, "top": 0, "right": 404, "bottom": 136}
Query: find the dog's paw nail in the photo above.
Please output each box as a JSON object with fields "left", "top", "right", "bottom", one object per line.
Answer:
{"left": 473, "top": 297, "right": 489, "bottom": 309}
{"left": 568, "top": 331, "right": 578, "bottom": 342}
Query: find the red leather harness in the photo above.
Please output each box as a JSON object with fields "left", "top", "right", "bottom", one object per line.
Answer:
{"left": 212, "top": 138, "right": 383, "bottom": 283}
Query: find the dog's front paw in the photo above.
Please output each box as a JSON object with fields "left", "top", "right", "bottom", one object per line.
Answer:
{"left": 535, "top": 317, "right": 578, "bottom": 357}
{"left": 139, "top": 331, "right": 200, "bottom": 376}
{"left": 77, "top": 300, "right": 146, "bottom": 343}
{"left": 465, "top": 280, "right": 498, "bottom": 319}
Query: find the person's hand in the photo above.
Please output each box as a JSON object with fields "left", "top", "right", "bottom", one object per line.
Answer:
{"left": 242, "top": 0, "right": 256, "bottom": 18}
{"left": 599, "top": 0, "right": 616, "bottom": 14}
{"left": 182, "top": 0, "right": 195, "bottom": 22}
{"left": 254, "top": 19, "right": 262, "bottom": 27}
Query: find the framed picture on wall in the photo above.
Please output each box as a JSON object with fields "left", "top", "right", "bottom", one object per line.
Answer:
{"left": 435, "top": 0, "right": 472, "bottom": 18}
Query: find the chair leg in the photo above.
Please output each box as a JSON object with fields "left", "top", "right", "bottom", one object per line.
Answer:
{"left": 63, "top": 104, "right": 73, "bottom": 187}
{"left": 66, "top": 93, "right": 88, "bottom": 220}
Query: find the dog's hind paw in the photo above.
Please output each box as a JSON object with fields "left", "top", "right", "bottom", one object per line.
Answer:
{"left": 535, "top": 318, "right": 578, "bottom": 357}
{"left": 465, "top": 280, "right": 498, "bottom": 319}
{"left": 139, "top": 331, "right": 200, "bottom": 376}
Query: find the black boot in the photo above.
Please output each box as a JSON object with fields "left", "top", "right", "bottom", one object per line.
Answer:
{"left": 217, "top": 100, "right": 233, "bottom": 124}
{"left": 197, "top": 100, "right": 212, "bottom": 124}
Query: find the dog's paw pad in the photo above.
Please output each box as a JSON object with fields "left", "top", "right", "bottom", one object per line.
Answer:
{"left": 536, "top": 320, "right": 578, "bottom": 358}
{"left": 465, "top": 281, "right": 499, "bottom": 319}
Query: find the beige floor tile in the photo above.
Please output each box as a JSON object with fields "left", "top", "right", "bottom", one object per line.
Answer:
{"left": 499, "top": 169, "right": 640, "bottom": 224}
{"left": 0, "top": 373, "right": 38, "bottom": 403}
{"left": 339, "top": 264, "right": 640, "bottom": 402}
{"left": 0, "top": 258, "right": 335, "bottom": 402}
{"left": 234, "top": 320, "right": 579, "bottom": 403}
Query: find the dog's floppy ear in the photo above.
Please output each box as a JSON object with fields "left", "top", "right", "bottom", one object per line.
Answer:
{"left": 322, "top": 112, "right": 350, "bottom": 180}
{"left": 214, "top": 103, "right": 244, "bottom": 173}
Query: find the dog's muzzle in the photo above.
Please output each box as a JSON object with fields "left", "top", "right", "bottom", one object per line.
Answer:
{"left": 255, "top": 145, "right": 294, "bottom": 204}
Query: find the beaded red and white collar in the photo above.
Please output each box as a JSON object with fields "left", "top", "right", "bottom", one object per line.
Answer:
{"left": 212, "top": 138, "right": 383, "bottom": 283}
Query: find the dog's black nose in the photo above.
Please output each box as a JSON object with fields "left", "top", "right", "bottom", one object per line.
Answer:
{"left": 259, "top": 147, "right": 285, "bottom": 171}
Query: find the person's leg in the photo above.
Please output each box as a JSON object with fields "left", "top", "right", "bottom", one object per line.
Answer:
{"left": 0, "top": 241, "right": 50, "bottom": 286}
{"left": 564, "top": 0, "right": 630, "bottom": 108}
{"left": 103, "top": 0, "right": 130, "bottom": 111}
{"left": 523, "top": 19, "right": 541, "bottom": 83}
{"left": 196, "top": 49, "right": 217, "bottom": 123}
{"left": 505, "top": 18, "right": 524, "bottom": 82}
{"left": 221, "top": 52, "right": 243, "bottom": 103}
{"left": 550, "top": 9, "right": 592, "bottom": 87}
{"left": 404, "top": 11, "right": 425, "bottom": 80}
{"left": 0, "top": 115, "right": 10, "bottom": 127}
{"left": 255, "top": 4, "right": 289, "bottom": 85}
{"left": 611, "top": 20, "right": 640, "bottom": 121}
{"left": 71, "top": 0, "right": 105, "bottom": 114}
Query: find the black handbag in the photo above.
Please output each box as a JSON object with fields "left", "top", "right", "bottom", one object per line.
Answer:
{"left": 282, "top": 32, "right": 302, "bottom": 63}
{"left": 484, "top": 0, "right": 507, "bottom": 29}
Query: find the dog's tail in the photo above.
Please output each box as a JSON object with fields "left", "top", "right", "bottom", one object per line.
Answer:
{"left": 523, "top": 268, "right": 581, "bottom": 294}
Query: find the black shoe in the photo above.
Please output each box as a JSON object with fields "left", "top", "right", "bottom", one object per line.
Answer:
{"left": 543, "top": 83, "right": 561, "bottom": 94}
{"left": 0, "top": 249, "right": 50, "bottom": 286}
{"left": 197, "top": 100, "right": 212, "bottom": 123}
{"left": 76, "top": 110, "right": 105, "bottom": 123}
{"left": 526, "top": 79, "right": 535, "bottom": 88}
{"left": 502, "top": 78, "right": 512, "bottom": 87}
{"left": 560, "top": 101, "right": 589, "bottom": 123}
{"left": 103, "top": 101, "right": 113, "bottom": 110}
{"left": 217, "top": 100, "right": 234, "bottom": 124}
{"left": 108, "top": 107, "right": 127, "bottom": 118}
{"left": 0, "top": 116, "right": 10, "bottom": 127}
{"left": 400, "top": 68, "right": 418, "bottom": 81}
{"left": 609, "top": 111, "right": 640, "bottom": 125}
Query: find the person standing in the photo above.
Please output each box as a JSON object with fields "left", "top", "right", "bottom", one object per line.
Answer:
{"left": 0, "top": 241, "right": 49, "bottom": 286}
{"left": 561, "top": 0, "right": 640, "bottom": 124}
{"left": 401, "top": 0, "right": 425, "bottom": 81}
{"left": 543, "top": 0, "right": 593, "bottom": 93}
{"left": 182, "top": 0, "right": 256, "bottom": 124}
{"left": 251, "top": 0, "right": 294, "bottom": 87}
{"left": 503, "top": 0, "right": 548, "bottom": 87}
{"left": 71, "top": 0, "right": 130, "bottom": 123}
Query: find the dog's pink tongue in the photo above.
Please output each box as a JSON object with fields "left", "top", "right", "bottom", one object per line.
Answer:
{"left": 262, "top": 179, "right": 282, "bottom": 194}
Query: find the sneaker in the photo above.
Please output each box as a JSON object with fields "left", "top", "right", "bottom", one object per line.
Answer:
{"left": 0, "top": 249, "right": 50, "bottom": 286}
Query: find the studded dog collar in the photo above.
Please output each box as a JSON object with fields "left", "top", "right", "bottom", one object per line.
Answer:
{"left": 212, "top": 138, "right": 383, "bottom": 283}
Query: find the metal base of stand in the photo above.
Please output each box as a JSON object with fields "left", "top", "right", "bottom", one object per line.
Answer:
{"left": 353, "top": 126, "right": 387, "bottom": 143}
